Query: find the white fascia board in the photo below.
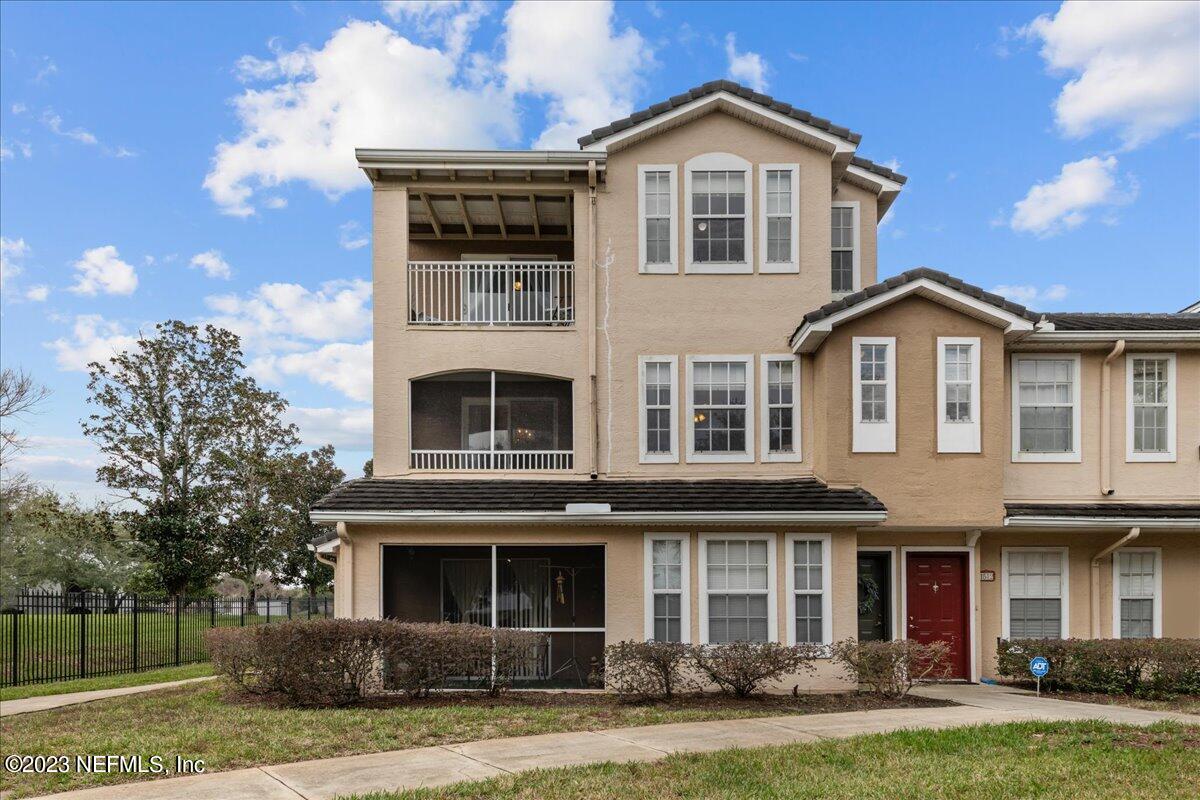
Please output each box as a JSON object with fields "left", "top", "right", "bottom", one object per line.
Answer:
{"left": 1021, "top": 331, "right": 1200, "bottom": 344}
{"left": 791, "top": 277, "right": 1037, "bottom": 353}
{"left": 312, "top": 538, "right": 340, "bottom": 554}
{"left": 845, "top": 164, "right": 905, "bottom": 195}
{"left": 309, "top": 510, "right": 887, "bottom": 525}
{"left": 1003, "top": 516, "right": 1199, "bottom": 529}
{"left": 356, "top": 149, "right": 607, "bottom": 172}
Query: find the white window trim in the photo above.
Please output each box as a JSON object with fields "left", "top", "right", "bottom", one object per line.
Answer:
{"left": 698, "top": 532, "right": 778, "bottom": 645}
{"left": 638, "top": 355, "right": 679, "bottom": 464}
{"left": 637, "top": 164, "right": 678, "bottom": 274}
{"left": 684, "top": 152, "right": 753, "bottom": 274}
{"left": 830, "top": 200, "right": 860, "bottom": 294}
{"left": 1010, "top": 353, "right": 1083, "bottom": 463}
{"left": 644, "top": 533, "right": 691, "bottom": 643}
{"left": 1125, "top": 353, "right": 1176, "bottom": 463}
{"left": 852, "top": 336, "right": 896, "bottom": 453}
{"left": 759, "top": 354, "right": 802, "bottom": 462}
{"left": 758, "top": 163, "right": 800, "bottom": 274}
{"left": 1112, "top": 547, "right": 1162, "bottom": 639}
{"left": 937, "top": 337, "right": 981, "bottom": 453}
{"left": 1001, "top": 546, "right": 1070, "bottom": 640}
{"left": 686, "top": 354, "right": 755, "bottom": 463}
{"left": 785, "top": 533, "right": 832, "bottom": 648}
{"left": 857, "top": 546, "right": 899, "bottom": 642}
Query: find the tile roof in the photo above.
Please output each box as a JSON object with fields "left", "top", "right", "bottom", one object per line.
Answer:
{"left": 1005, "top": 503, "right": 1200, "bottom": 520}
{"left": 577, "top": 79, "right": 863, "bottom": 148}
{"left": 1044, "top": 313, "right": 1200, "bottom": 332}
{"left": 850, "top": 155, "right": 908, "bottom": 185}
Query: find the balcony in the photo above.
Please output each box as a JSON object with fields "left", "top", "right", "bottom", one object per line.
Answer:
{"left": 409, "top": 261, "right": 575, "bottom": 326}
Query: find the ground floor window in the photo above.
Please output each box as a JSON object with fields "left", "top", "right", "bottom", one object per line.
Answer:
{"left": 699, "top": 534, "right": 775, "bottom": 644}
{"left": 787, "top": 535, "right": 831, "bottom": 646}
{"left": 644, "top": 534, "right": 690, "bottom": 642}
{"left": 1003, "top": 548, "right": 1068, "bottom": 639}
{"left": 1114, "top": 549, "right": 1160, "bottom": 639}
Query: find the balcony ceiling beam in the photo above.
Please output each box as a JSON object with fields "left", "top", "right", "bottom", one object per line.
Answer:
{"left": 419, "top": 192, "right": 443, "bottom": 239}
{"left": 565, "top": 194, "right": 573, "bottom": 237}
{"left": 455, "top": 193, "right": 474, "bottom": 239}
{"left": 492, "top": 193, "right": 508, "bottom": 238}
{"left": 529, "top": 194, "right": 540, "bottom": 237}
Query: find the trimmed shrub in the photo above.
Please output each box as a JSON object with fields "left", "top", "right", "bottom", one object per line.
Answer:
{"left": 831, "top": 639, "right": 953, "bottom": 698}
{"left": 604, "top": 640, "right": 696, "bottom": 701}
{"left": 381, "top": 622, "right": 545, "bottom": 697}
{"left": 996, "top": 638, "right": 1200, "bottom": 697}
{"left": 492, "top": 627, "right": 546, "bottom": 694}
{"left": 692, "top": 641, "right": 820, "bottom": 698}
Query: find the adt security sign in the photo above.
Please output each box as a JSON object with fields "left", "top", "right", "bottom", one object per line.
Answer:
{"left": 1030, "top": 656, "right": 1050, "bottom": 696}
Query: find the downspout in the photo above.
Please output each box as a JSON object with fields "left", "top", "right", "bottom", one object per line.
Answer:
{"left": 1091, "top": 527, "right": 1139, "bottom": 637}
{"left": 588, "top": 160, "right": 600, "bottom": 479}
{"left": 1100, "top": 339, "right": 1126, "bottom": 496}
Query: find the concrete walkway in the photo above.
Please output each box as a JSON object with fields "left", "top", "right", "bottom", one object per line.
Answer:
{"left": 29, "top": 683, "right": 1200, "bottom": 800}
{"left": 1, "top": 677, "right": 216, "bottom": 718}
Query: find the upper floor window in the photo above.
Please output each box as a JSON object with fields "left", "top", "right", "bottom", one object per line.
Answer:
{"left": 831, "top": 202, "right": 859, "bottom": 293}
{"left": 761, "top": 355, "right": 801, "bottom": 462}
{"left": 937, "top": 337, "right": 981, "bottom": 453}
{"left": 1127, "top": 354, "right": 1176, "bottom": 462}
{"left": 700, "top": 534, "right": 776, "bottom": 645}
{"left": 685, "top": 153, "right": 752, "bottom": 274}
{"left": 686, "top": 356, "right": 753, "bottom": 462}
{"left": 638, "top": 356, "right": 678, "bottom": 463}
{"left": 760, "top": 165, "right": 800, "bottom": 273}
{"left": 852, "top": 337, "right": 895, "bottom": 452}
{"left": 1114, "top": 549, "right": 1160, "bottom": 639}
{"left": 644, "top": 534, "right": 690, "bottom": 642}
{"left": 1011, "top": 354, "right": 1081, "bottom": 462}
{"left": 638, "top": 165, "right": 677, "bottom": 274}
{"left": 1003, "top": 548, "right": 1068, "bottom": 640}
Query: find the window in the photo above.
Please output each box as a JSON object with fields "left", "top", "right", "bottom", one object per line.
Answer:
{"left": 685, "top": 153, "right": 752, "bottom": 273}
{"left": 786, "top": 535, "right": 831, "bottom": 646}
{"left": 644, "top": 534, "right": 690, "bottom": 642}
{"left": 937, "top": 337, "right": 981, "bottom": 453}
{"left": 1003, "top": 548, "right": 1068, "bottom": 639}
{"left": 1011, "top": 354, "right": 1082, "bottom": 462}
{"left": 687, "top": 356, "right": 754, "bottom": 463}
{"left": 638, "top": 356, "right": 678, "bottom": 463}
{"left": 1127, "top": 354, "right": 1176, "bottom": 462}
{"left": 759, "top": 165, "right": 799, "bottom": 273}
{"left": 1113, "top": 549, "right": 1160, "bottom": 639}
{"left": 638, "top": 165, "right": 677, "bottom": 273}
{"left": 831, "top": 202, "right": 859, "bottom": 293}
{"left": 700, "top": 534, "right": 776, "bottom": 644}
{"left": 760, "top": 355, "right": 801, "bottom": 462}
{"left": 852, "top": 337, "right": 896, "bottom": 452}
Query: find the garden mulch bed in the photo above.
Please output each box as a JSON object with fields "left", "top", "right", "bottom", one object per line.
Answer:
{"left": 1029, "top": 689, "right": 1200, "bottom": 716}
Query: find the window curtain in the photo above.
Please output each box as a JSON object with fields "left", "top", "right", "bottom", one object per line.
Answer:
{"left": 442, "top": 559, "right": 491, "bottom": 625}
{"left": 500, "top": 558, "right": 550, "bottom": 628}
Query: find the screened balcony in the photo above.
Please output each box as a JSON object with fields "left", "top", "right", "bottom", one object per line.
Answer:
{"left": 410, "top": 371, "right": 573, "bottom": 470}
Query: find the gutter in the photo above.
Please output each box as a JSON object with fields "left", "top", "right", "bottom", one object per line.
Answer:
{"left": 588, "top": 159, "right": 600, "bottom": 479}
{"left": 1090, "top": 527, "right": 1139, "bottom": 637}
{"left": 1003, "top": 515, "right": 1198, "bottom": 529}
{"left": 1100, "top": 339, "right": 1126, "bottom": 496}
{"left": 309, "top": 509, "right": 888, "bottom": 525}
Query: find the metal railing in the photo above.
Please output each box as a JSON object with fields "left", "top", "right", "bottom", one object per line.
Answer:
{"left": 411, "top": 449, "right": 574, "bottom": 471}
{"left": 408, "top": 261, "right": 575, "bottom": 326}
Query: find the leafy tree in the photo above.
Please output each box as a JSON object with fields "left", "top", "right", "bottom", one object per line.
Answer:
{"left": 362, "top": 458, "right": 373, "bottom": 478}
{"left": 0, "top": 368, "right": 51, "bottom": 498}
{"left": 275, "top": 445, "right": 345, "bottom": 600}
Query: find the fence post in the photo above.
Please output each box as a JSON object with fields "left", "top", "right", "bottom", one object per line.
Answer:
{"left": 9, "top": 611, "right": 18, "bottom": 686}
{"left": 132, "top": 593, "right": 139, "bottom": 673}
{"left": 266, "top": 598, "right": 270, "bottom": 625}
{"left": 79, "top": 607, "right": 88, "bottom": 679}
{"left": 174, "top": 595, "right": 181, "bottom": 667}
{"left": 210, "top": 598, "right": 216, "bottom": 629}
{"left": 239, "top": 597, "right": 245, "bottom": 627}
{"left": 287, "top": 598, "right": 293, "bottom": 620}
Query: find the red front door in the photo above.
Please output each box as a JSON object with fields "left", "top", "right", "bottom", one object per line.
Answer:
{"left": 906, "top": 553, "right": 969, "bottom": 679}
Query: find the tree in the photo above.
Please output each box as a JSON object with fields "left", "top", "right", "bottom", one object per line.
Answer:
{"left": 0, "top": 368, "right": 51, "bottom": 495}
{"left": 362, "top": 458, "right": 373, "bottom": 478}
{"left": 275, "top": 445, "right": 345, "bottom": 600}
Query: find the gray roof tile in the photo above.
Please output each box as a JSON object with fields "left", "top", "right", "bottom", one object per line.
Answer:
{"left": 1045, "top": 313, "right": 1200, "bottom": 331}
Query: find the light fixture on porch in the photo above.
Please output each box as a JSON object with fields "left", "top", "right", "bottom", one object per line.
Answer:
{"left": 512, "top": 279, "right": 523, "bottom": 291}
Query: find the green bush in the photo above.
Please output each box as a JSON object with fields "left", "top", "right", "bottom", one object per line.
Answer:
{"left": 604, "top": 640, "right": 697, "bottom": 701}
{"left": 996, "top": 638, "right": 1200, "bottom": 697}
{"left": 830, "top": 639, "right": 953, "bottom": 698}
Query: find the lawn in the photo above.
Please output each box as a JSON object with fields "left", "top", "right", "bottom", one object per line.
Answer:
{"left": 0, "top": 682, "right": 946, "bottom": 798}
{"left": 0, "top": 662, "right": 213, "bottom": 702}
{"left": 361, "top": 721, "right": 1200, "bottom": 800}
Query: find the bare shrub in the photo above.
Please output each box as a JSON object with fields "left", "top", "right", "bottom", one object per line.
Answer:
{"left": 692, "top": 642, "right": 820, "bottom": 698}
{"left": 604, "top": 640, "right": 697, "bottom": 701}
{"left": 831, "top": 639, "right": 953, "bottom": 698}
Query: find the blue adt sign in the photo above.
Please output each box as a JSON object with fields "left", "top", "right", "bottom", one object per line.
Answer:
{"left": 1029, "top": 657, "right": 1050, "bottom": 678}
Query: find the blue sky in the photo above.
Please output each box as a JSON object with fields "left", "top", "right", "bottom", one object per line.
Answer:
{"left": 2, "top": 0, "right": 1198, "bottom": 502}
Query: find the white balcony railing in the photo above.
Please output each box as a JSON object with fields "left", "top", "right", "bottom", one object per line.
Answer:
{"left": 411, "top": 449, "right": 574, "bottom": 471}
{"left": 409, "top": 261, "right": 575, "bottom": 326}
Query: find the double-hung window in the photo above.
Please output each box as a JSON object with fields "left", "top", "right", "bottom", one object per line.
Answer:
{"left": 852, "top": 337, "right": 896, "bottom": 452}
{"left": 1012, "top": 354, "right": 1081, "bottom": 462}
{"left": 1113, "top": 549, "right": 1160, "bottom": 639}
{"left": 831, "top": 202, "right": 859, "bottom": 292}
{"left": 687, "top": 356, "right": 753, "bottom": 462}
{"left": 644, "top": 534, "right": 690, "bottom": 642}
{"left": 685, "top": 153, "right": 752, "bottom": 273}
{"left": 787, "top": 535, "right": 831, "bottom": 646}
{"left": 1127, "top": 354, "right": 1176, "bottom": 462}
{"left": 638, "top": 165, "right": 677, "bottom": 273}
{"left": 760, "top": 355, "right": 801, "bottom": 461}
{"left": 638, "top": 356, "right": 678, "bottom": 463}
{"left": 1003, "top": 548, "right": 1068, "bottom": 639}
{"left": 937, "top": 337, "right": 981, "bottom": 453}
{"left": 759, "top": 165, "right": 799, "bottom": 273}
{"left": 700, "top": 534, "right": 776, "bottom": 644}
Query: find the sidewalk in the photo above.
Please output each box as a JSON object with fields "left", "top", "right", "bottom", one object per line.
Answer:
{"left": 29, "top": 683, "right": 1200, "bottom": 800}
{"left": 0, "top": 677, "right": 216, "bottom": 718}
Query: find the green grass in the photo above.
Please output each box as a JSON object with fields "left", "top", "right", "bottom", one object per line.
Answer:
{"left": 0, "top": 663, "right": 213, "bottom": 701}
{"left": 357, "top": 721, "right": 1200, "bottom": 800}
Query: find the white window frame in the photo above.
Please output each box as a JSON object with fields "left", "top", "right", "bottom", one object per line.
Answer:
{"left": 644, "top": 533, "right": 691, "bottom": 643}
{"left": 698, "top": 532, "right": 777, "bottom": 645}
{"left": 760, "top": 354, "right": 802, "bottom": 462}
{"left": 852, "top": 336, "right": 896, "bottom": 453}
{"left": 758, "top": 163, "right": 800, "bottom": 274}
{"left": 1125, "top": 353, "right": 1176, "bottom": 462}
{"left": 937, "top": 337, "right": 981, "bottom": 453}
{"left": 785, "top": 533, "right": 832, "bottom": 648}
{"left": 684, "top": 152, "right": 753, "bottom": 274}
{"left": 686, "top": 354, "right": 755, "bottom": 463}
{"left": 830, "top": 200, "right": 860, "bottom": 294}
{"left": 1001, "top": 547, "right": 1070, "bottom": 640}
{"left": 637, "top": 164, "right": 678, "bottom": 274}
{"left": 638, "top": 355, "right": 679, "bottom": 464}
{"left": 1111, "top": 547, "right": 1162, "bottom": 639}
{"left": 1011, "top": 353, "right": 1082, "bottom": 463}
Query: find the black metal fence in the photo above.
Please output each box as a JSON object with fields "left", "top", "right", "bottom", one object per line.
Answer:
{"left": 0, "top": 590, "right": 333, "bottom": 688}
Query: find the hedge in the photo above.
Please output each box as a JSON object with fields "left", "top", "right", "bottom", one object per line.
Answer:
{"left": 996, "top": 638, "right": 1200, "bottom": 697}
{"left": 603, "top": 640, "right": 821, "bottom": 700}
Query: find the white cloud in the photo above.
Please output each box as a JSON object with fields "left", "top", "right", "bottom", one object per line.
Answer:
{"left": 991, "top": 284, "right": 1070, "bottom": 305}
{"left": 724, "top": 32, "right": 768, "bottom": 93}
{"left": 204, "top": 278, "right": 372, "bottom": 347}
{"left": 1010, "top": 155, "right": 1135, "bottom": 236}
{"left": 263, "top": 196, "right": 288, "bottom": 209}
{"left": 1, "top": 138, "right": 32, "bottom": 160}
{"left": 45, "top": 315, "right": 141, "bottom": 372}
{"left": 501, "top": 0, "right": 653, "bottom": 149}
{"left": 69, "top": 245, "right": 139, "bottom": 296}
{"left": 41, "top": 109, "right": 98, "bottom": 145}
{"left": 881, "top": 157, "right": 902, "bottom": 173}
{"left": 338, "top": 221, "right": 370, "bottom": 250}
{"left": 1, "top": 236, "right": 30, "bottom": 290}
{"left": 25, "top": 284, "right": 49, "bottom": 302}
{"left": 1022, "top": 1, "right": 1200, "bottom": 148}
{"left": 189, "top": 250, "right": 233, "bottom": 280}
{"left": 251, "top": 341, "right": 372, "bottom": 402}
{"left": 382, "top": 1, "right": 488, "bottom": 59}
{"left": 286, "top": 405, "right": 372, "bottom": 450}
